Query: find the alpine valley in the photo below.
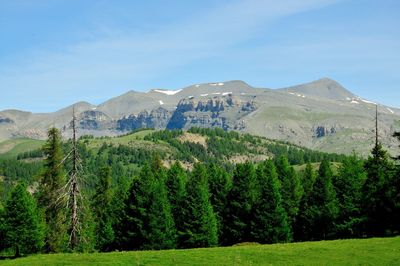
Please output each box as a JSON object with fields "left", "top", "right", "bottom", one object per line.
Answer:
{"left": 1, "top": 78, "right": 399, "bottom": 156}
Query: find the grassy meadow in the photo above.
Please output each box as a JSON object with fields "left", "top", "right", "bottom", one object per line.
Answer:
{"left": 1, "top": 237, "right": 399, "bottom": 266}
{"left": 0, "top": 138, "right": 44, "bottom": 159}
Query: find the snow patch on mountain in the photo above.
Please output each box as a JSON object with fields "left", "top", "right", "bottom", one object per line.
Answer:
{"left": 153, "top": 89, "right": 182, "bottom": 95}
{"left": 359, "top": 98, "right": 376, "bottom": 105}
{"left": 210, "top": 82, "right": 224, "bottom": 86}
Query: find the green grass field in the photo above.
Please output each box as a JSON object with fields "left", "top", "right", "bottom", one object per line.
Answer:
{"left": 86, "top": 129, "right": 156, "bottom": 148}
{"left": 0, "top": 138, "right": 45, "bottom": 159}
{"left": 293, "top": 162, "right": 341, "bottom": 175}
{"left": 2, "top": 237, "right": 399, "bottom": 266}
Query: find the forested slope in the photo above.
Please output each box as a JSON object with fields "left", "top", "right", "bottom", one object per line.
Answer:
{"left": 0, "top": 127, "right": 399, "bottom": 256}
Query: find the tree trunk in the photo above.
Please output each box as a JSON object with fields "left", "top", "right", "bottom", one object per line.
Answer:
{"left": 15, "top": 245, "right": 20, "bottom": 257}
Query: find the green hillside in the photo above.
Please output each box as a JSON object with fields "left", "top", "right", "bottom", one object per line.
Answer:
{"left": 2, "top": 237, "right": 399, "bottom": 266}
{"left": 84, "top": 129, "right": 156, "bottom": 148}
{"left": 0, "top": 138, "right": 44, "bottom": 159}
{"left": 0, "top": 128, "right": 346, "bottom": 204}
{"left": 0, "top": 128, "right": 346, "bottom": 164}
{"left": 84, "top": 128, "right": 346, "bottom": 164}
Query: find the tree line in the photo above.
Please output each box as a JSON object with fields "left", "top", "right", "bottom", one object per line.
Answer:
{"left": 0, "top": 128, "right": 399, "bottom": 256}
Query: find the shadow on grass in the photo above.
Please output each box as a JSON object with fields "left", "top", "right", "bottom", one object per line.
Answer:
{"left": 0, "top": 255, "right": 26, "bottom": 260}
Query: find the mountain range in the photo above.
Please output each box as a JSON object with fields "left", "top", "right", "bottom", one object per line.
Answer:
{"left": 1, "top": 78, "right": 399, "bottom": 156}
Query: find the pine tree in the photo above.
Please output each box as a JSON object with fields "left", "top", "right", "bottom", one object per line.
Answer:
{"left": 3, "top": 183, "right": 44, "bottom": 256}
{"left": 222, "top": 161, "right": 258, "bottom": 245}
{"left": 334, "top": 153, "right": 366, "bottom": 238}
{"left": 206, "top": 163, "right": 231, "bottom": 240}
{"left": 294, "top": 163, "right": 316, "bottom": 241}
{"left": 363, "top": 143, "right": 395, "bottom": 236}
{"left": 150, "top": 154, "right": 166, "bottom": 181}
{"left": 390, "top": 132, "right": 400, "bottom": 233}
{"left": 118, "top": 173, "right": 147, "bottom": 250}
{"left": 275, "top": 156, "right": 302, "bottom": 230}
{"left": 166, "top": 162, "right": 187, "bottom": 248}
{"left": 37, "top": 127, "right": 67, "bottom": 252}
{"left": 92, "top": 166, "right": 114, "bottom": 251}
{"left": 146, "top": 173, "right": 176, "bottom": 250}
{"left": 182, "top": 163, "right": 218, "bottom": 248}
{"left": 120, "top": 162, "right": 176, "bottom": 250}
{"left": 308, "top": 159, "right": 339, "bottom": 240}
{"left": 73, "top": 198, "right": 96, "bottom": 253}
{"left": 109, "top": 163, "right": 130, "bottom": 250}
{"left": 251, "top": 160, "right": 291, "bottom": 243}
{"left": 146, "top": 155, "right": 177, "bottom": 249}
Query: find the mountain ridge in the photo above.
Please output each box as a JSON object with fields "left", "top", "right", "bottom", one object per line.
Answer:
{"left": 1, "top": 78, "right": 399, "bottom": 156}
{"left": 1, "top": 78, "right": 394, "bottom": 115}
{"left": 278, "top": 78, "right": 356, "bottom": 101}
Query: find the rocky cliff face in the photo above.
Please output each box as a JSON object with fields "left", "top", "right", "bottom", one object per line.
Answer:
{"left": 312, "top": 124, "right": 341, "bottom": 138}
{"left": 78, "top": 110, "right": 114, "bottom": 130}
{"left": 167, "top": 95, "right": 256, "bottom": 130}
{"left": 117, "top": 107, "right": 171, "bottom": 131}
{"left": 0, "top": 117, "right": 14, "bottom": 124}
{"left": 76, "top": 107, "right": 172, "bottom": 132}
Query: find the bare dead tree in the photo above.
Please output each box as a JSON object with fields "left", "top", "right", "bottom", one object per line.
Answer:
{"left": 69, "top": 107, "right": 79, "bottom": 249}
{"left": 48, "top": 107, "right": 88, "bottom": 251}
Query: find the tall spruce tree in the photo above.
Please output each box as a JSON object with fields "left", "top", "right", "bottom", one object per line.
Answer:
{"left": 206, "top": 163, "right": 232, "bottom": 240}
{"left": 109, "top": 164, "right": 130, "bottom": 250}
{"left": 251, "top": 160, "right": 291, "bottom": 243}
{"left": 363, "top": 143, "right": 395, "bottom": 236}
{"left": 92, "top": 166, "right": 114, "bottom": 251}
{"left": 3, "top": 183, "right": 44, "bottom": 256}
{"left": 182, "top": 163, "right": 218, "bottom": 248}
{"left": 275, "top": 156, "right": 302, "bottom": 230}
{"left": 166, "top": 162, "right": 187, "bottom": 248}
{"left": 308, "top": 159, "right": 339, "bottom": 240}
{"left": 222, "top": 161, "right": 258, "bottom": 245}
{"left": 37, "top": 127, "right": 67, "bottom": 252}
{"left": 73, "top": 198, "right": 96, "bottom": 253}
{"left": 334, "top": 154, "right": 366, "bottom": 238}
{"left": 390, "top": 132, "right": 400, "bottom": 233}
{"left": 147, "top": 157, "right": 176, "bottom": 249}
{"left": 119, "top": 162, "right": 176, "bottom": 250}
{"left": 118, "top": 173, "right": 147, "bottom": 250}
{"left": 294, "top": 163, "right": 316, "bottom": 241}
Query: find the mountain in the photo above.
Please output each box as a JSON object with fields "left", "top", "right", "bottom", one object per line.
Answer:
{"left": 1, "top": 78, "right": 399, "bottom": 156}
{"left": 279, "top": 78, "right": 356, "bottom": 100}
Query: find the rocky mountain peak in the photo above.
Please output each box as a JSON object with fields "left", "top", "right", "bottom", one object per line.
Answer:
{"left": 280, "top": 78, "right": 355, "bottom": 101}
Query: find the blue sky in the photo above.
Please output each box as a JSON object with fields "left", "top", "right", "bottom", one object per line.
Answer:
{"left": 0, "top": 0, "right": 399, "bottom": 112}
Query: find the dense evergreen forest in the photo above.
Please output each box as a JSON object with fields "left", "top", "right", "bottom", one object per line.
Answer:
{"left": 0, "top": 127, "right": 399, "bottom": 256}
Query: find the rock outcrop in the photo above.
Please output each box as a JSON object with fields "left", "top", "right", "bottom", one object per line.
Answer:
{"left": 167, "top": 95, "right": 256, "bottom": 130}
{"left": 78, "top": 110, "right": 114, "bottom": 130}
{"left": 0, "top": 117, "right": 14, "bottom": 124}
{"left": 312, "top": 125, "right": 339, "bottom": 138}
{"left": 117, "top": 107, "right": 171, "bottom": 131}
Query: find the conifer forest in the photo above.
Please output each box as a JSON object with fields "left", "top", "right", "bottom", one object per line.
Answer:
{"left": 0, "top": 127, "right": 399, "bottom": 257}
